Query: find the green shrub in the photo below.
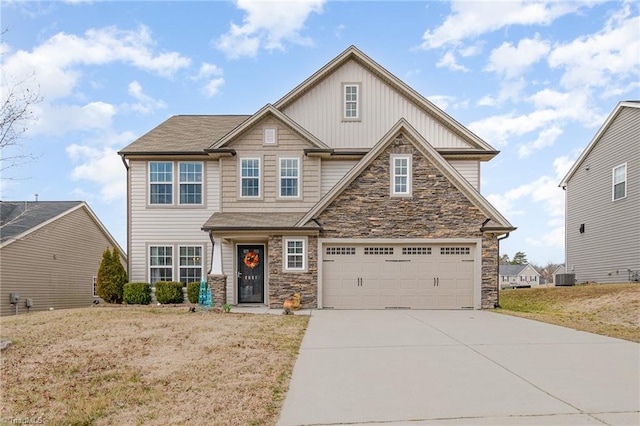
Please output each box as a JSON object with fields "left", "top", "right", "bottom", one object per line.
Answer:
{"left": 96, "top": 246, "right": 128, "bottom": 304}
{"left": 123, "top": 282, "right": 152, "bottom": 305}
{"left": 155, "top": 281, "right": 184, "bottom": 304}
{"left": 187, "top": 281, "right": 204, "bottom": 304}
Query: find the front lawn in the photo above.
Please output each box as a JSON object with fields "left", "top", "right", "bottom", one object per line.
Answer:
{"left": 496, "top": 283, "right": 640, "bottom": 343}
{"left": 0, "top": 307, "right": 309, "bottom": 425}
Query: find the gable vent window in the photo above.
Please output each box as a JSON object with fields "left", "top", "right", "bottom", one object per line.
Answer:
{"left": 441, "top": 247, "right": 470, "bottom": 255}
{"left": 402, "top": 247, "right": 431, "bottom": 255}
{"left": 326, "top": 247, "right": 356, "bottom": 255}
{"left": 613, "top": 163, "right": 626, "bottom": 200}
{"left": 264, "top": 128, "right": 277, "bottom": 145}
{"left": 343, "top": 83, "right": 360, "bottom": 120}
{"left": 364, "top": 247, "right": 394, "bottom": 255}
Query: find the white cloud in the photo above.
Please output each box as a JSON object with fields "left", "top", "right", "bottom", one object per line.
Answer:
{"left": 436, "top": 51, "right": 469, "bottom": 72}
{"left": 30, "top": 101, "right": 116, "bottom": 136}
{"left": 517, "top": 125, "right": 563, "bottom": 158}
{"left": 125, "top": 81, "right": 167, "bottom": 115}
{"left": 486, "top": 35, "right": 550, "bottom": 78}
{"left": 66, "top": 144, "right": 126, "bottom": 202}
{"left": 2, "top": 25, "right": 191, "bottom": 102}
{"left": 420, "top": 1, "right": 587, "bottom": 50}
{"left": 192, "top": 63, "right": 225, "bottom": 97}
{"left": 548, "top": 10, "right": 640, "bottom": 93}
{"left": 214, "top": 0, "right": 325, "bottom": 59}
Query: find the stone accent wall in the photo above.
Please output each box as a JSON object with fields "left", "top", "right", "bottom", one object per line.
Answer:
{"left": 207, "top": 274, "right": 227, "bottom": 307}
{"left": 267, "top": 236, "right": 318, "bottom": 309}
{"left": 316, "top": 134, "right": 499, "bottom": 308}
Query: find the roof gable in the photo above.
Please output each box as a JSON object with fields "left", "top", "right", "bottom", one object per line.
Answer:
{"left": 560, "top": 101, "right": 640, "bottom": 187}
{"left": 208, "top": 104, "right": 329, "bottom": 151}
{"left": 297, "top": 119, "right": 514, "bottom": 231}
{"left": 274, "top": 45, "right": 497, "bottom": 153}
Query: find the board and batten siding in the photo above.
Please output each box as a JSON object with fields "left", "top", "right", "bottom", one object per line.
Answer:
{"left": 128, "top": 160, "right": 219, "bottom": 283}
{"left": 0, "top": 206, "right": 125, "bottom": 316}
{"left": 566, "top": 106, "right": 640, "bottom": 283}
{"left": 221, "top": 117, "right": 321, "bottom": 212}
{"left": 283, "top": 59, "right": 473, "bottom": 150}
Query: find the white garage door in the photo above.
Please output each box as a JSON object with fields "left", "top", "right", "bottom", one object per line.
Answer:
{"left": 322, "top": 243, "right": 475, "bottom": 309}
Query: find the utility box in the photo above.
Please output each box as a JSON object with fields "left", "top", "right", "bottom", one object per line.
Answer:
{"left": 556, "top": 273, "right": 576, "bottom": 286}
{"left": 25, "top": 298, "right": 33, "bottom": 308}
{"left": 10, "top": 293, "right": 20, "bottom": 304}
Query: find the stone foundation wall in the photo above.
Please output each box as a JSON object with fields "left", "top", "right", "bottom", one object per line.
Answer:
{"left": 267, "top": 236, "right": 318, "bottom": 309}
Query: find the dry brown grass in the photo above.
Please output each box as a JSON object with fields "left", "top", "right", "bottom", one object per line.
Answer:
{"left": 0, "top": 306, "right": 308, "bottom": 425}
{"left": 497, "top": 283, "right": 640, "bottom": 343}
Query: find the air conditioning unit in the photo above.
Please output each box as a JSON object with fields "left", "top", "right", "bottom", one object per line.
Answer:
{"left": 556, "top": 273, "right": 576, "bottom": 286}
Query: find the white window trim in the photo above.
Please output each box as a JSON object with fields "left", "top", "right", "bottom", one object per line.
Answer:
{"left": 239, "top": 157, "right": 262, "bottom": 199}
{"left": 264, "top": 127, "right": 277, "bottom": 145}
{"left": 390, "top": 154, "right": 412, "bottom": 197}
{"left": 149, "top": 161, "right": 174, "bottom": 205}
{"left": 278, "top": 157, "right": 302, "bottom": 199}
{"left": 343, "top": 83, "right": 361, "bottom": 121}
{"left": 612, "top": 163, "right": 627, "bottom": 201}
{"left": 178, "top": 162, "right": 204, "bottom": 206}
{"left": 283, "top": 237, "right": 307, "bottom": 272}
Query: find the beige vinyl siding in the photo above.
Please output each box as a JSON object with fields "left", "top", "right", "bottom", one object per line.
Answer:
{"left": 283, "top": 59, "right": 473, "bottom": 150}
{"left": 221, "top": 117, "right": 321, "bottom": 212}
{"left": 566, "top": 106, "right": 640, "bottom": 283}
{"left": 321, "top": 160, "right": 358, "bottom": 195}
{"left": 449, "top": 160, "right": 480, "bottom": 190}
{"left": 128, "top": 160, "right": 218, "bottom": 283}
{"left": 0, "top": 207, "right": 125, "bottom": 316}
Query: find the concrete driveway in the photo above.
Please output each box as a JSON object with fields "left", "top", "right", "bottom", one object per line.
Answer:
{"left": 277, "top": 310, "right": 639, "bottom": 425}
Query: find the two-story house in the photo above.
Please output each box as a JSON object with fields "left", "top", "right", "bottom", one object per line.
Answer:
{"left": 560, "top": 101, "right": 639, "bottom": 283}
{"left": 119, "top": 46, "right": 515, "bottom": 310}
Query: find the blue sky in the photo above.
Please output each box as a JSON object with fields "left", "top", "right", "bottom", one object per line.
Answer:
{"left": 1, "top": 0, "right": 638, "bottom": 266}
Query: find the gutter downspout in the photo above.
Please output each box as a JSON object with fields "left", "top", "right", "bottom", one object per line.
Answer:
{"left": 496, "top": 232, "right": 511, "bottom": 308}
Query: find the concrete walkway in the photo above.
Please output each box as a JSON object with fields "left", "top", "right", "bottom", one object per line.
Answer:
{"left": 277, "top": 310, "right": 640, "bottom": 425}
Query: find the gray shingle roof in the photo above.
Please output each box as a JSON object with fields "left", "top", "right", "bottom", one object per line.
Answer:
{"left": 0, "top": 201, "right": 83, "bottom": 243}
{"left": 118, "top": 115, "right": 251, "bottom": 155}
{"left": 498, "top": 264, "right": 528, "bottom": 276}
{"left": 202, "top": 212, "right": 320, "bottom": 231}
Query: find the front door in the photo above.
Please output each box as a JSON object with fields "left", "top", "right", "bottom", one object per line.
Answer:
{"left": 237, "top": 244, "right": 265, "bottom": 303}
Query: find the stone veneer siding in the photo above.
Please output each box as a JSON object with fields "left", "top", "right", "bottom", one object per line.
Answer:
{"left": 207, "top": 274, "right": 227, "bottom": 308}
{"left": 316, "top": 134, "right": 499, "bottom": 308}
{"left": 267, "top": 235, "right": 318, "bottom": 309}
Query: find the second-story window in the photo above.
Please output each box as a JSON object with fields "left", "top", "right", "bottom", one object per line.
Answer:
{"left": 344, "top": 83, "right": 359, "bottom": 120}
{"left": 279, "top": 158, "right": 300, "bottom": 198}
{"left": 613, "top": 163, "right": 626, "bottom": 200}
{"left": 150, "top": 162, "right": 173, "bottom": 204}
{"left": 179, "top": 162, "right": 202, "bottom": 204}
{"left": 391, "top": 155, "right": 411, "bottom": 196}
{"left": 241, "top": 158, "right": 261, "bottom": 198}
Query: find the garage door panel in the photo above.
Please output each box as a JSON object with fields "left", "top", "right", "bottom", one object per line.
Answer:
{"left": 323, "top": 243, "right": 475, "bottom": 309}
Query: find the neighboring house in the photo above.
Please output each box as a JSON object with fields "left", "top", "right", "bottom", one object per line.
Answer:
{"left": 499, "top": 264, "right": 541, "bottom": 289}
{"left": 0, "top": 201, "right": 126, "bottom": 316}
{"left": 560, "top": 101, "right": 639, "bottom": 283}
{"left": 118, "top": 46, "right": 515, "bottom": 310}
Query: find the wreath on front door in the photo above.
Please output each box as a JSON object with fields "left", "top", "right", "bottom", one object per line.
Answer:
{"left": 243, "top": 251, "right": 259, "bottom": 269}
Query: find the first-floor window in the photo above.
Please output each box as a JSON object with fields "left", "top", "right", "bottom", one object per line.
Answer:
{"left": 285, "top": 238, "right": 305, "bottom": 271}
{"left": 179, "top": 246, "right": 203, "bottom": 285}
{"left": 150, "top": 246, "right": 173, "bottom": 284}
